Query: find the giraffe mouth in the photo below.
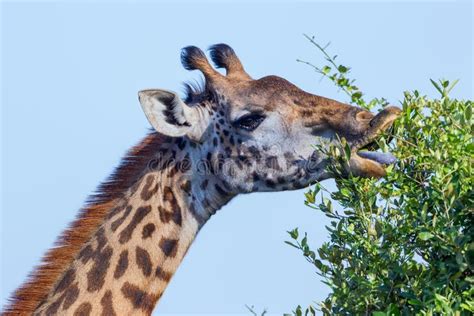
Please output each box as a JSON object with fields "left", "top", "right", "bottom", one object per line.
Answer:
{"left": 347, "top": 106, "right": 401, "bottom": 177}
{"left": 355, "top": 131, "right": 396, "bottom": 166}
{"left": 351, "top": 106, "right": 401, "bottom": 150}
{"left": 357, "top": 150, "right": 397, "bottom": 166}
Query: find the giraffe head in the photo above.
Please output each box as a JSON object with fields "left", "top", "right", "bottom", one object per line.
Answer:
{"left": 138, "top": 44, "right": 400, "bottom": 194}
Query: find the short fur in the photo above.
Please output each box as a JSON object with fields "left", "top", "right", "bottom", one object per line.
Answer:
{"left": 2, "top": 132, "right": 165, "bottom": 315}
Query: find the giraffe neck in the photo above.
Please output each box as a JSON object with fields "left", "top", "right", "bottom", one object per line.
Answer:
{"left": 29, "top": 134, "right": 234, "bottom": 315}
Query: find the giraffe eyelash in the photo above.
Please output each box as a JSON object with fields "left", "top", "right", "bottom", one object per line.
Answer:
{"left": 233, "top": 113, "right": 266, "bottom": 131}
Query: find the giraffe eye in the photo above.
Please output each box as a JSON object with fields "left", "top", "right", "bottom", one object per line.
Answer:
{"left": 234, "top": 113, "right": 266, "bottom": 131}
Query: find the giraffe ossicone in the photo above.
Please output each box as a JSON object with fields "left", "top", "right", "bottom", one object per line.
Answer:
{"left": 4, "top": 43, "right": 400, "bottom": 315}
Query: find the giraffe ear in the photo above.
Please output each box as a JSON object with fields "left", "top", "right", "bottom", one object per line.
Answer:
{"left": 138, "top": 89, "right": 206, "bottom": 142}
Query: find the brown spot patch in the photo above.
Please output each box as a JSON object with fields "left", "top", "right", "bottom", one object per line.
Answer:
{"left": 45, "top": 293, "right": 65, "bottom": 315}
{"left": 160, "top": 187, "right": 182, "bottom": 226}
{"left": 155, "top": 267, "right": 172, "bottom": 282}
{"left": 111, "top": 205, "right": 132, "bottom": 232}
{"left": 136, "top": 246, "right": 153, "bottom": 277}
{"left": 95, "top": 227, "right": 107, "bottom": 251}
{"left": 100, "top": 290, "right": 117, "bottom": 316}
{"left": 158, "top": 206, "right": 180, "bottom": 228}
{"left": 159, "top": 238, "right": 178, "bottom": 257}
{"left": 142, "top": 223, "right": 156, "bottom": 239}
{"left": 78, "top": 244, "right": 94, "bottom": 264}
{"left": 53, "top": 268, "right": 75, "bottom": 294}
{"left": 73, "top": 302, "right": 92, "bottom": 316}
{"left": 141, "top": 174, "right": 159, "bottom": 201}
{"left": 114, "top": 249, "right": 129, "bottom": 279}
{"left": 86, "top": 246, "right": 113, "bottom": 292}
{"left": 121, "top": 282, "right": 159, "bottom": 314}
{"left": 167, "top": 163, "right": 179, "bottom": 178}
{"left": 106, "top": 203, "right": 127, "bottom": 220}
{"left": 62, "top": 283, "right": 80, "bottom": 310}
{"left": 119, "top": 205, "right": 152, "bottom": 244}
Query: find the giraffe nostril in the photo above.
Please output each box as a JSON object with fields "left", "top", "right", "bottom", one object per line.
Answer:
{"left": 356, "top": 111, "right": 374, "bottom": 122}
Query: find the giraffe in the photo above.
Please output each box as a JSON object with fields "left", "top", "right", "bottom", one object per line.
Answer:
{"left": 3, "top": 44, "right": 401, "bottom": 315}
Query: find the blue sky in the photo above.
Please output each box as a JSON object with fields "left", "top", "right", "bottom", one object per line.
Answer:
{"left": 1, "top": 0, "right": 472, "bottom": 315}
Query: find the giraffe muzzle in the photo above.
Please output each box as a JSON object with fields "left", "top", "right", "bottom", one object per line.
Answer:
{"left": 347, "top": 106, "right": 401, "bottom": 178}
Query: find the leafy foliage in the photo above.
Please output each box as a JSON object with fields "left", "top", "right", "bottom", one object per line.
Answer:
{"left": 287, "top": 37, "right": 474, "bottom": 315}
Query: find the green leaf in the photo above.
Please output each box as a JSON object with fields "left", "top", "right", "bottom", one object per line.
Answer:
{"left": 288, "top": 228, "right": 299, "bottom": 239}
{"left": 313, "top": 259, "right": 323, "bottom": 269}
{"left": 301, "top": 235, "right": 308, "bottom": 247}
{"left": 337, "top": 65, "right": 348, "bottom": 73}
{"left": 304, "top": 189, "right": 316, "bottom": 204}
{"left": 322, "top": 65, "right": 331, "bottom": 75}
{"left": 408, "top": 299, "right": 423, "bottom": 306}
{"left": 465, "top": 103, "right": 472, "bottom": 121}
{"left": 430, "top": 79, "right": 443, "bottom": 96}
{"left": 466, "top": 143, "right": 474, "bottom": 152}
{"left": 352, "top": 91, "right": 363, "bottom": 100}
{"left": 385, "top": 304, "right": 400, "bottom": 316}
{"left": 418, "top": 232, "right": 434, "bottom": 241}
{"left": 344, "top": 141, "right": 351, "bottom": 161}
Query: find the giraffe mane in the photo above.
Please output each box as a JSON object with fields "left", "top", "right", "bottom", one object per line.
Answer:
{"left": 3, "top": 131, "right": 165, "bottom": 315}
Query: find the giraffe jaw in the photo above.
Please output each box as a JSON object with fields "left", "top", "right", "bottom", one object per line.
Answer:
{"left": 347, "top": 106, "right": 401, "bottom": 178}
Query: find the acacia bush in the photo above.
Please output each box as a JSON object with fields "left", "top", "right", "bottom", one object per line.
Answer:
{"left": 286, "top": 36, "right": 473, "bottom": 315}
